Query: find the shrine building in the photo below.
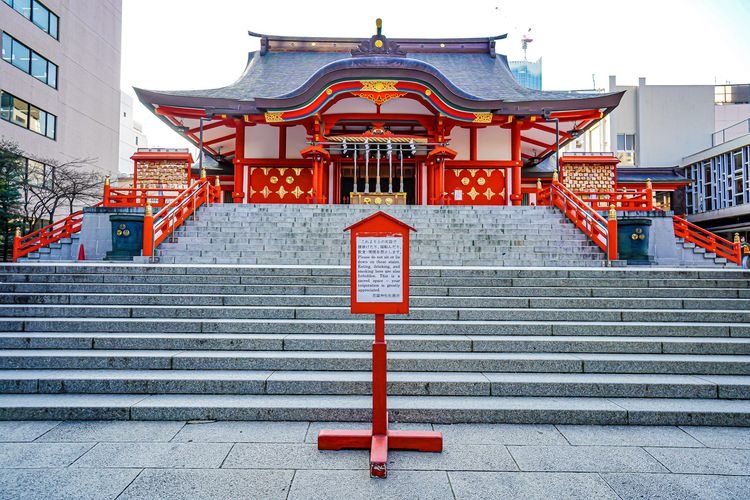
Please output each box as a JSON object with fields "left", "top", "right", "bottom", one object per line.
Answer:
{"left": 135, "top": 20, "right": 626, "bottom": 207}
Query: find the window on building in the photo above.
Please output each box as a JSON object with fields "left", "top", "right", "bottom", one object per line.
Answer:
{"left": 615, "top": 133, "right": 636, "bottom": 165}
{"left": 26, "top": 158, "right": 53, "bottom": 189}
{"left": 3, "top": 0, "right": 59, "bottom": 39}
{"left": 1, "top": 33, "right": 58, "bottom": 88}
{"left": 0, "top": 90, "right": 56, "bottom": 139}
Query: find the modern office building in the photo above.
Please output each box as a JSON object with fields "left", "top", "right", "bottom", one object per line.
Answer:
{"left": 119, "top": 91, "right": 148, "bottom": 175}
{"left": 0, "top": 0, "right": 122, "bottom": 208}
{"left": 509, "top": 58, "right": 542, "bottom": 90}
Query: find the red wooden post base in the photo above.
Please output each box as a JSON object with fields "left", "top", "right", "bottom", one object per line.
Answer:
{"left": 318, "top": 426, "right": 443, "bottom": 478}
{"left": 317, "top": 314, "right": 443, "bottom": 478}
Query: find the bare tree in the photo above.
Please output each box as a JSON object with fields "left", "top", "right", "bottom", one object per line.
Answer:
{"left": 21, "top": 157, "right": 106, "bottom": 228}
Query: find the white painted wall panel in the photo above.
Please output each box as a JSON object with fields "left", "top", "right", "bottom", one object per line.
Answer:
{"left": 476, "top": 127, "right": 511, "bottom": 160}
{"left": 245, "top": 125, "right": 279, "bottom": 158}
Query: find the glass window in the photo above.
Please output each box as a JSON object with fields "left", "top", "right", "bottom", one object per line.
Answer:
{"left": 48, "top": 12, "right": 58, "bottom": 39}
{"left": 11, "top": 95, "right": 29, "bottom": 127}
{"left": 31, "top": 1, "right": 49, "bottom": 32}
{"left": 14, "top": 0, "right": 31, "bottom": 19}
{"left": 11, "top": 38, "right": 30, "bottom": 72}
{"left": 27, "top": 159, "right": 44, "bottom": 186}
{"left": 28, "top": 105, "right": 45, "bottom": 135}
{"left": 45, "top": 112, "right": 55, "bottom": 139}
{"left": 30, "top": 51, "right": 47, "bottom": 82}
{"left": 1, "top": 33, "right": 11, "bottom": 63}
{"left": 0, "top": 92, "right": 11, "bottom": 121}
{"left": 47, "top": 60, "right": 56, "bottom": 88}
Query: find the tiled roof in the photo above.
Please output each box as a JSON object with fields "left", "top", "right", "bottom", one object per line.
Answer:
{"left": 149, "top": 50, "right": 611, "bottom": 104}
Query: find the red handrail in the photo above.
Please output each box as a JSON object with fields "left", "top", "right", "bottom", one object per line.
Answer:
{"left": 548, "top": 181, "right": 618, "bottom": 261}
{"left": 103, "top": 187, "right": 183, "bottom": 208}
{"left": 12, "top": 201, "right": 103, "bottom": 262}
{"left": 673, "top": 215, "right": 741, "bottom": 264}
{"left": 536, "top": 183, "right": 653, "bottom": 211}
{"left": 142, "top": 178, "right": 221, "bottom": 257}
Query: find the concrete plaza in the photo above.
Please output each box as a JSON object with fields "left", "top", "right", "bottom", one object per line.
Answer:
{"left": 1, "top": 420, "right": 749, "bottom": 499}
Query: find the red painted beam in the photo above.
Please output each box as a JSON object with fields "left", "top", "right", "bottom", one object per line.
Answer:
{"left": 203, "top": 133, "right": 236, "bottom": 147}
{"left": 521, "top": 136, "right": 556, "bottom": 150}
{"left": 531, "top": 122, "right": 573, "bottom": 139}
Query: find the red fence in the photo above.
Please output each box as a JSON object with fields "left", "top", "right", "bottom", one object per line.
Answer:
{"left": 537, "top": 184, "right": 653, "bottom": 211}
{"left": 142, "top": 178, "right": 221, "bottom": 258}
{"left": 13, "top": 177, "right": 222, "bottom": 262}
{"left": 103, "top": 185, "right": 183, "bottom": 208}
{"left": 673, "top": 216, "right": 741, "bottom": 265}
{"left": 543, "top": 181, "right": 618, "bottom": 261}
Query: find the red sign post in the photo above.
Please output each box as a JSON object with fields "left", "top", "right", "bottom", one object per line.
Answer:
{"left": 317, "top": 211, "right": 443, "bottom": 478}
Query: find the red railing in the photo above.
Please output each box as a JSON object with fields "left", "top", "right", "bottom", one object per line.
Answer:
{"left": 12, "top": 201, "right": 103, "bottom": 262}
{"left": 545, "top": 181, "right": 618, "bottom": 261}
{"left": 673, "top": 215, "right": 741, "bottom": 265}
{"left": 103, "top": 185, "right": 183, "bottom": 208}
{"left": 572, "top": 190, "right": 653, "bottom": 211}
{"left": 142, "top": 178, "right": 221, "bottom": 257}
{"left": 13, "top": 177, "right": 222, "bottom": 262}
{"left": 536, "top": 183, "right": 654, "bottom": 211}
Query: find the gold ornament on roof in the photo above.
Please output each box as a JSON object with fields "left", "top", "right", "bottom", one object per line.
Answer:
{"left": 264, "top": 112, "right": 284, "bottom": 123}
{"left": 360, "top": 80, "right": 398, "bottom": 92}
{"left": 473, "top": 112, "right": 493, "bottom": 123}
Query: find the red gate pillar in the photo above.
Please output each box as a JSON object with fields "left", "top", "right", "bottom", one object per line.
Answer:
{"left": 510, "top": 122, "right": 522, "bottom": 205}
{"left": 233, "top": 120, "right": 245, "bottom": 203}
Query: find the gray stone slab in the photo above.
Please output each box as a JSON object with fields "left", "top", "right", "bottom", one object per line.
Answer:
{"left": 614, "top": 398, "right": 750, "bottom": 426}
{"left": 433, "top": 423, "right": 567, "bottom": 446}
{"left": 0, "top": 394, "right": 145, "bottom": 420}
{"left": 0, "top": 421, "right": 60, "bottom": 442}
{"left": 0, "top": 468, "right": 141, "bottom": 500}
{"left": 0, "top": 442, "right": 94, "bottom": 467}
{"left": 288, "top": 469, "right": 453, "bottom": 500}
{"left": 72, "top": 442, "right": 232, "bottom": 468}
{"left": 508, "top": 445, "right": 668, "bottom": 473}
{"left": 679, "top": 426, "right": 750, "bottom": 449}
{"left": 449, "top": 471, "right": 619, "bottom": 500}
{"left": 645, "top": 446, "right": 750, "bottom": 475}
{"left": 38, "top": 421, "right": 185, "bottom": 442}
{"left": 602, "top": 473, "right": 750, "bottom": 500}
{"left": 172, "top": 421, "right": 309, "bottom": 443}
{"left": 118, "top": 468, "right": 293, "bottom": 500}
{"left": 222, "top": 442, "right": 364, "bottom": 469}
{"left": 556, "top": 425, "right": 704, "bottom": 447}
{"left": 390, "top": 443, "right": 517, "bottom": 471}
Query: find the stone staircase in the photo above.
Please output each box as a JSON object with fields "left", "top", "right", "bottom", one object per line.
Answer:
{"left": 676, "top": 237, "right": 737, "bottom": 267}
{"left": 1, "top": 263, "right": 750, "bottom": 425}
{"left": 151, "top": 205, "right": 608, "bottom": 267}
{"left": 19, "top": 234, "right": 80, "bottom": 262}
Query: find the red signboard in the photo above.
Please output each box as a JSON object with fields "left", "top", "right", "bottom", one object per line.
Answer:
{"left": 318, "top": 211, "right": 442, "bottom": 478}
{"left": 346, "top": 212, "right": 414, "bottom": 315}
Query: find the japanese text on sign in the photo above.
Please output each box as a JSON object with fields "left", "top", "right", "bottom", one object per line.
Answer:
{"left": 356, "top": 236, "right": 403, "bottom": 303}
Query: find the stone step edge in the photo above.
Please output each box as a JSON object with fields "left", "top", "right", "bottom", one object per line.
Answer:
{"left": 0, "top": 394, "right": 748, "bottom": 426}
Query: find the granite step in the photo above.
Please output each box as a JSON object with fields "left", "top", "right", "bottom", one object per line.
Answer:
{"left": 2, "top": 332, "right": 750, "bottom": 354}
{"left": 1, "top": 349, "right": 748, "bottom": 375}
{"left": 1, "top": 393, "right": 749, "bottom": 425}
{"left": 1, "top": 370, "right": 747, "bottom": 399}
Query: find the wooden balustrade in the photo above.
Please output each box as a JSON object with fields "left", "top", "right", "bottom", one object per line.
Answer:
{"left": 547, "top": 181, "right": 618, "bottom": 261}
{"left": 14, "top": 176, "right": 223, "bottom": 262}
{"left": 142, "top": 178, "right": 220, "bottom": 258}
{"left": 673, "top": 216, "right": 741, "bottom": 265}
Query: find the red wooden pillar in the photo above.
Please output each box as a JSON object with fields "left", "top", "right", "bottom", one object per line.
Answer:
{"left": 233, "top": 120, "right": 246, "bottom": 203}
{"left": 469, "top": 127, "right": 478, "bottom": 162}
{"left": 510, "top": 122, "right": 522, "bottom": 206}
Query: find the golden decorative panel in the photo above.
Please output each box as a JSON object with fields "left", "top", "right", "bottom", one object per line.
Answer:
{"left": 286, "top": 176, "right": 295, "bottom": 184}
{"left": 461, "top": 177, "right": 470, "bottom": 186}
{"left": 477, "top": 177, "right": 486, "bottom": 186}
{"left": 351, "top": 91, "right": 406, "bottom": 106}
{"left": 360, "top": 80, "right": 399, "bottom": 92}
{"left": 270, "top": 176, "right": 279, "bottom": 184}
{"left": 264, "top": 111, "right": 285, "bottom": 123}
{"left": 473, "top": 112, "right": 493, "bottom": 123}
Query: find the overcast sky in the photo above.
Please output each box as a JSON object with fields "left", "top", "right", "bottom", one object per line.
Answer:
{"left": 121, "top": 0, "right": 750, "bottom": 152}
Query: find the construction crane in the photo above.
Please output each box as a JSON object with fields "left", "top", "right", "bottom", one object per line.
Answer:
{"left": 521, "top": 28, "right": 533, "bottom": 61}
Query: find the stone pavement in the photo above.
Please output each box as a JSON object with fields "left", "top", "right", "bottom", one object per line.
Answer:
{"left": 1, "top": 420, "right": 749, "bottom": 499}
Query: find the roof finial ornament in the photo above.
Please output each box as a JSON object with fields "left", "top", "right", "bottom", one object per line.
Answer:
{"left": 352, "top": 18, "right": 405, "bottom": 57}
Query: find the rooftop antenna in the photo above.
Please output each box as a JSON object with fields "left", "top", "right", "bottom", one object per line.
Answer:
{"left": 521, "top": 28, "right": 533, "bottom": 61}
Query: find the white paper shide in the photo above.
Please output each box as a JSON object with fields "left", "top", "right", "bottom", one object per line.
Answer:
{"left": 356, "top": 236, "right": 403, "bottom": 303}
